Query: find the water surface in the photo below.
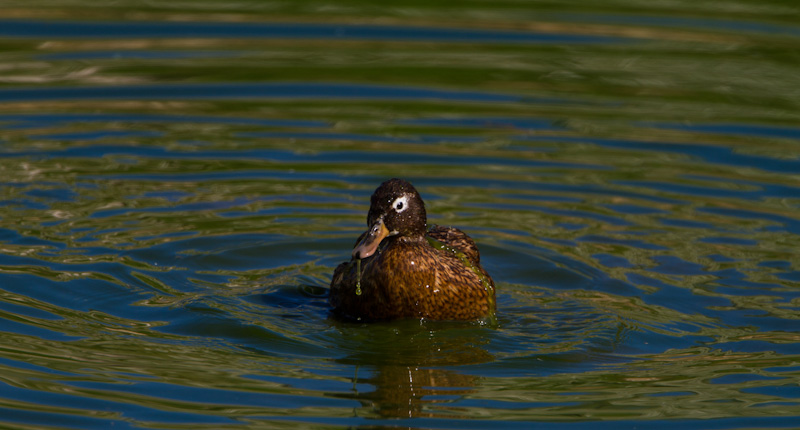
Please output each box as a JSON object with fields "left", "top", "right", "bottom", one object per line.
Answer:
{"left": 1, "top": 1, "right": 799, "bottom": 428}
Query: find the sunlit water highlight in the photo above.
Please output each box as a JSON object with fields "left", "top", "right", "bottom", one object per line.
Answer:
{"left": 1, "top": 2, "right": 799, "bottom": 429}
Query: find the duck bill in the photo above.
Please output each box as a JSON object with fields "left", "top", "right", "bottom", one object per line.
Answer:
{"left": 352, "top": 219, "right": 391, "bottom": 259}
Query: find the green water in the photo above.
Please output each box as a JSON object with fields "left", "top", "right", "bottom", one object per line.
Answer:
{"left": 0, "top": 1, "right": 799, "bottom": 429}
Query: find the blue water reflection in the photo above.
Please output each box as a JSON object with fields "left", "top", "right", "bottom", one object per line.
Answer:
{"left": 0, "top": 82, "right": 527, "bottom": 103}
{"left": 0, "top": 19, "right": 630, "bottom": 43}
{"left": 1, "top": 5, "right": 800, "bottom": 430}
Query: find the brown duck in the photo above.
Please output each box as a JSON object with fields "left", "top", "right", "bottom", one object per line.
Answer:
{"left": 329, "top": 178, "right": 495, "bottom": 321}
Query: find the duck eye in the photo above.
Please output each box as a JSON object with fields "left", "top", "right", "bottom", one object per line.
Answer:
{"left": 392, "top": 196, "right": 408, "bottom": 213}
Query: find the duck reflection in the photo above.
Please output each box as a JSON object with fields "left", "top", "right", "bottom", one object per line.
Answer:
{"left": 331, "top": 319, "right": 494, "bottom": 418}
{"left": 356, "top": 365, "right": 479, "bottom": 418}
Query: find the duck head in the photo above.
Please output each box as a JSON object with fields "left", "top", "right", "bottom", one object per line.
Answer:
{"left": 352, "top": 178, "right": 427, "bottom": 259}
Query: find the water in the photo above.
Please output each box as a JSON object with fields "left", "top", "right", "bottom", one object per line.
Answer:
{"left": 1, "top": 1, "right": 799, "bottom": 428}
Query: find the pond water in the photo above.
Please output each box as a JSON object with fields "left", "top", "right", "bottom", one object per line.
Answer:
{"left": 1, "top": 1, "right": 799, "bottom": 429}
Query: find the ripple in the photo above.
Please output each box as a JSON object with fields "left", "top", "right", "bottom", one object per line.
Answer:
{"left": 0, "top": 82, "right": 528, "bottom": 103}
{"left": 2, "top": 4, "right": 800, "bottom": 428}
{"left": 0, "top": 19, "right": 632, "bottom": 44}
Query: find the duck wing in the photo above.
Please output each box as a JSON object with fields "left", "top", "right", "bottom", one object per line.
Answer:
{"left": 427, "top": 225, "right": 481, "bottom": 265}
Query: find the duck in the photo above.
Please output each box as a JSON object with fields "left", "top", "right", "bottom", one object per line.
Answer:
{"left": 329, "top": 178, "right": 495, "bottom": 321}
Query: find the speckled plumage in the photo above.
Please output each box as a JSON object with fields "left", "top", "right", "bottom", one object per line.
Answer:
{"left": 329, "top": 178, "right": 495, "bottom": 321}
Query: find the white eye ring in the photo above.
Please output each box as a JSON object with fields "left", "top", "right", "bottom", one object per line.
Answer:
{"left": 392, "top": 195, "right": 409, "bottom": 213}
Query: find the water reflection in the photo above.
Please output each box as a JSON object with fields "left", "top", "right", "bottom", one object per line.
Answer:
{"left": 356, "top": 367, "right": 479, "bottom": 418}
{"left": 0, "top": 18, "right": 630, "bottom": 44}
{"left": 331, "top": 321, "right": 493, "bottom": 418}
{"left": 2, "top": 2, "right": 800, "bottom": 428}
{"left": 0, "top": 82, "right": 528, "bottom": 103}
